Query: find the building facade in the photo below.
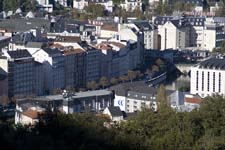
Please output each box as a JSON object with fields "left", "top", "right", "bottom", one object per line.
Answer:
{"left": 190, "top": 58, "right": 225, "bottom": 98}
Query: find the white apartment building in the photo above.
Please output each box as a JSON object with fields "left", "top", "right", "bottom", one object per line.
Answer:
{"left": 112, "top": 84, "right": 158, "bottom": 112}
{"left": 118, "top": 24, "right": 144, "bottom": 64}
{"left": 120, "top": 0, "right": 142, "bottom": 12}
{"left": 73, "top": 0, "right": 114, "bottom": 12}
{"left": 31, "top": 48, "right": 65, "bottom": 94}
{"left": 159, "top": 20, "right": 189, "bottom": 50}
{"left": 36, "top": 0, "right": 53, "bottom": 12}
{"left": 73, "top": 0, "right": 88, "bottom": 10}
{"left": 190, "top": 58, "right": 225, "bottom": 98}
{"left": 133, "top": 21, "right": 158, "bottom": 50}
{"left": 203, "top": 20, "right": 225, "bottom": 51}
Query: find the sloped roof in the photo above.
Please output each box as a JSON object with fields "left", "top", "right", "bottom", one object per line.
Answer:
{"left": 108, "top": 106, "right": 123, "bottom": 117}
{"left": 22, "top": 109, "right": 39, "bottom": 119}
{"left": 185, "top": 97, "right": 202, "bottom": 104}
{"left": 7, "top": 50, "right": 32, "bottom": 59}
{"left": 199, "top": 58, "right": 225, "bottom": 70}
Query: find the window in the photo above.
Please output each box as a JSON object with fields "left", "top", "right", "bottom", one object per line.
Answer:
{"left": 207, "top": 72, "right": 210, "bottom": 92}
{"left": 202, "top": 71, "right": 204, "bottom": 91}
{"left": 196, "top": 71, "right": 199, "bottom": 91}
{"left": 219, "top": 73, "right": 221, "bottom": 93}
{"left": 213, "top": 72, "right": 215, "bottom": 92}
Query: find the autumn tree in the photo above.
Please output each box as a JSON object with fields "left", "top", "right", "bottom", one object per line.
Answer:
{"left": 87, "top": 81, "right": 98, "bottom": 90}
{"left": 156, "top": 85, "right": 169, "bottom": 111}
{"left": 127, "top": 70, "right": 137, "bottom": 82}
{"left": 110, "top": 78, "right": 119, "bottom": 85}
{"left": 99, "top": 76, "right": 109, "bottom": 88}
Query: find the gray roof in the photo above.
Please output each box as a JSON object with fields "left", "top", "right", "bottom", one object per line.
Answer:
{"left": 22, "top": 90, "right": 113, "bottom": 102}
{"left": 199, "top": 58, "right": 225, "bottom": 70}
{"left": 7, "top": 49, "right": 32, "bottom": 59}
{"left": 26, "top": 42, "right": 44, "bottom": 48}
{"left": 0, "top": 18, "right": 50, "bottom": 32}
{"left": 107, "top": 106, "right": 123, "bottom": 117}
{"left": 43, "top": 48, "right": 62, "bottom": 55}
{"left": 134, "top": 21, "right": 157, "bottom": 31}
{"left": 154, "top": 16, "right": 205, "bottom": 27}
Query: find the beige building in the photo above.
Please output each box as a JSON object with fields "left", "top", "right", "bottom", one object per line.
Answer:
{"left": 159, "top": 20, "right": 189, "bottom": 50}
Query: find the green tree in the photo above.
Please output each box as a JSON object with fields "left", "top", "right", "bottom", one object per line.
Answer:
{"left": 20, "top": 0, "right": 37, "bottom": 12}
{"left": 3, "top": 0, "right": 18, "bottom": 11}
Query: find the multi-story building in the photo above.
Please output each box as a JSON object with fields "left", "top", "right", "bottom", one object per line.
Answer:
{"left": 73, "top": 0, "right": 88, "bottom": 10}
{"left": 190, "top": 58, "right": 225, "bottom": 98}
{"left": 118, "top": 24, "right": 144, "bottom": 65}
{"left": 203, "top": 20, "right": 225, "bottom": 51}
{"left": 15, "top": 89, "right": 114, "bottom": 124}
{"left": 120, "top": 0, "right": 142, "bottom": 12}
{"left": 79, "top": 41, "right": 101, "bottom": 82}
{"left": 73, "top": 0, "right": 113, "bottom": 12}
{"left": 0, "top": 50, "right": 43, "bottom": 97}
{"left": 0, "top": 36, "right": 10, "bottom": 51}
{"left": 134, "top": 21, "right": 158, "bottom": 50}
{"left": 154, "top": 16, "right": 206, "bottom": 49}
{"left": 159, "top": 19, "right": 190, "bottom": 50}
{"left": 31, "top": 48, "right": 65, "bottom": 94}
{"left": 111, "top": 83, "right": 158, "bottom": 112}
{"left": 63, "top": 47, "right": 86, "bottom": 88}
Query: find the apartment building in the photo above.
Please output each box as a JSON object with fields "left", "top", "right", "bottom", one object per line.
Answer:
{"left": 31, "top": 48, "right": 65, "bottom": 94}
{"left": 15, "top": 89, "right": 114, "bottom": 124}
{"left": 73, "top": 0, "right": 88, "bottom": 10}
{"left": 134, "top": 21, "right": 158, "bottom": 50}
{"left": 111, "top": 83, "right": 158, "bottom": 112}
{"left": 203, "top": 20, "right": 225, "bottom": 51}
{"left": 63, "top": 47, "right": 86, "bottom": 88}
{"left": 120, "top": 0, "right": 142, "bottom": 12}
{"left": 0, "top": 50, "right": 42, "bottom": 97}
{"left": 79, "top": 41, "right": 101, "bottom": 82}
{"left": 73, "top": 0, "right": 113, "bottom": 12}
{"left": 159, "top": 20, "right": 190, "bottom": 50}
{"left": 190, "top": 58, "right": 225, "bottom": 98}
{"left": 118, "top": 24, "right": 144, "bottom": 64}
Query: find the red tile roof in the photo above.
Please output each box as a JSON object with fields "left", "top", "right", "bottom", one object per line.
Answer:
{"left": 22, "top": 109, "right": 39, "bottom": 119}
{"left": 63, "top": 48, "right": 84, "bottom": 55}
{"left": 101, "top": 24, "right": 118, "bottom": 32}
{"left": 185, "top": 97, "right": 202, "bottom": 104}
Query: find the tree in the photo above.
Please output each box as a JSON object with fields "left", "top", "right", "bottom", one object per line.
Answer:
{"left": 110, "top": 78, "right": 119, "bottom": 85}
{"left": 3, "top": 0, "right": 18, "bottom": 11}
{"left": 86, "top": 81, "right": 98, "bottom": 90}
{"left": 53, "top": 88, "right": 62, "bottom": 95}
{"left": 0, "top": 95, "right": 9, "bottom": 106}
{"left": 20, "top": 0, "right": 37, "bottom": 12}
{"left": 155, "top": 58, "right": 164, "bottom": 67}
{"left": 151, "top": 65, "right": 160, "bottom": 73}
{"left": 156, "top": 85, "right": 169, "bottom": 111}
{"left": 127, "top": 70, "right": 137, "bottom": 82}
{"left": 99, "top": 77, "right": 109, "bottom": 88}
{"left": 119, "top": 75, "right": 129, "bottom": 83}
{"left": 133, "top": 6, "right": 143, "bottom": 19}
